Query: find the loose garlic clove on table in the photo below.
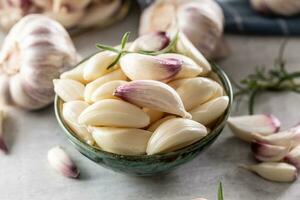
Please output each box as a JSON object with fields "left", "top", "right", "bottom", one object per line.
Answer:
{"left": 114, "top": 80, "right": 191, "bottom": 119}
{"left": 284, "top": 145, "right": 300, "bottom": 169}
{"left": 251, "top": 141, "right": 289, "bottom": 162}
{"left": 48, "top": 146, "right": 80, "bottom": 178}
{"left": 227, "top": 115, "right": 281, "bottom": 142}
{"left": 242, "top": 162, "right": 297, "bottom": 182}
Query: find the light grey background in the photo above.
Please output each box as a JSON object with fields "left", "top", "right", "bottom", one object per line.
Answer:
{"left": 1, "top": 5, "right": 300, "bottom": 200}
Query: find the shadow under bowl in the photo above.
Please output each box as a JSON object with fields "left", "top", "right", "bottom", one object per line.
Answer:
{"left": 54, "top": 64, "right": 233, "bottom": 176}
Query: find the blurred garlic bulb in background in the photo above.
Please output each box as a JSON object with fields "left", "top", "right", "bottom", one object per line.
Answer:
{"left": 0, "top": 0, "right": 129, "bottom": 31}
{"left": 251, "top": 0, "right": 300, "bottom": 16}
{"left": 0, "top": 14, "right": 79, "bottom": 110}
{"left": 139, "top": 0, "right": 229, "bottom": 60}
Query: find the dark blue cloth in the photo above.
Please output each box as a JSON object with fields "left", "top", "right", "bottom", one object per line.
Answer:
{"left": 137, "top": 0, "right": 300, "bottom": 35}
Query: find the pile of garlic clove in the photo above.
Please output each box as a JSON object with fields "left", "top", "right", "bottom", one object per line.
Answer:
{"left": 228, "top": 114, "right": 300, "bottom": 182}
{"left": 54, "top": 31, "right": 230, "bottom": 156}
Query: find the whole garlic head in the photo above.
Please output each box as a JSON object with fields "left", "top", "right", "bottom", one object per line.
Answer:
{"left": 139, "top": 0, "right": 229, "bottom": 60}
{"left": 0, "top": 14, "right": 79, "bottom": 110}
{"left": 251, "top": 0, "right": 300, "bottom": 16}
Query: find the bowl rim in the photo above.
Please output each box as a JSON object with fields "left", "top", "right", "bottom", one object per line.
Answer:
{"left": 54, "top": 58, "right": 233, "bottom": 160}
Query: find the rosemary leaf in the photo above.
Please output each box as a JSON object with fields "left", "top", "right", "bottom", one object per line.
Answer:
{"left": 96, "top": 44, "right": 119, "bottom": 53}
{"left": 121, "top": 32, "right": 131, "bottom": 49}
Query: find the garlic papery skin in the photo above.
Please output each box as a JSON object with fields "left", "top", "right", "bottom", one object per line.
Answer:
{"left": 47, "top": 146, "right": 80, "bottom": 178}
{"left": 60, "top": 61, "right": 87, "bottom": 84}
{"left": 114, "top": 80, "right": 192, "bottom": 119}
{"left": 143, "top": 108, "right": 165, "bottom": 124}
{"left": 0, "top": 109, "right": 8, "bottom": 153}
{"left": 53, "top": 79, "right": 85, "bottom": 102}
{"left": 120, "top": 53, "right": 182, "bottom": 82}
{"left": 83, "top": 51, "right": 119, "bottom": 82}
{"left": 90, "top": 80, "right": 127, "bottom": 102}
{"left": 242, "top": 162, "right": 297, "bottom": 182}
{"left": 147, "top": 118, "right": 207, "bottom": 155}
{"left": 176, "top": 77, "right": 223, "bottom": 111}
{"left": 227, "top": 115, "right": 281, "bottom": 142}
{"left": 139, "top": 0, "right": 226, "bottom": 60}
{"left": 176, "top": 0, "right": 224, "bottom": 60}
{"left": 147, "top": 115, "right": 176, "bottom": 132}
{"left": 129, "top": 31, "right": 170, "bottom": 52}
{"left": 190, "top": 96, "right": 229, "bottom": 126}
{"left": 62, "top": 101, "right": 94, "bottom": 145}
{"left": 284, "top": 146, "right": 300, "bottom": 169}
{"left": 251, "top": 0, "right": 300, "bottom": 16}
{"left": 176, "top": 32, "right": 211, "bottom": 75}
{"left": 91, "top": 127, "right": 152, "bottom": 155}
{"left": 251, "top": 141, "right": 289, "bottom": 162}
{"left": 157, "top": 53, "right": 203, "bottom": 78}
{"left": 253, "top": 124, "right": 300, "bottom": 147}
{"left": 0, "top": 14, "right": 79, "bottom": 110}
{"left": 84, "top": 69, "right": 127, "bottom": 103}
{"left": 78, "top": 99, "right": 150, "bottom": 128}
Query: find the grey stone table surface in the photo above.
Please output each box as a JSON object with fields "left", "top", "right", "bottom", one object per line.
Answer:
{"left": 1, "top": 8, "right": 300, "bottom": 200}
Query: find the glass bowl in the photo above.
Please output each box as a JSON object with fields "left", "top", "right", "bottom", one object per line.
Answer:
{"left": 54, "top": 61, "right": 233, "bottom": 176}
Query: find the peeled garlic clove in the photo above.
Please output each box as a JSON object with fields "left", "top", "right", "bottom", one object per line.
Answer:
{"left": 91, "top": 127, "right": 152, "bottom": 155}
{"left": 227, "top": 114, "right": 281, "bottom": 142}
{"left": 253, "top": 124, "right": 300, "bottom": 147}
{"left": 251, "top": 141, "right": 289, "bottom": 162}
{"left": 157, "top": 53, "right": 202, "bottom": 79}
{"left": 53, "top": 79, "right": 84, "bottom": 102}
{"left": 147, "top": 118, "right": 207, "bottom": 155}
{"left": 176, "top": 31, "right": 211, "bottom": 75}
{"left": 84, "top": 69, "right": 127, "bottom": 103}
{"left": 147, "top": 115, "right": 176, "bottom": 132}
{"left": 114, "top": 80, "right": 191, "bottom": 119}
{"left": 60, "top": 61, "right": 87, "bottom": 84}
{"left": 48, "top": 146, "right": 80, "bottom": 178}
{"left": 168, "top": 78, "right": 190, "bottom": 89}
{"left": 284, "top": 146, "right": 300, "bottom": 169}
{"left": 0, "top": 110, "right": 8, "bottom": 153}
{"left": 129, "top": 31, "right": 170, "bottom": 52}
{"left": 120, "top": 53, "right": 182, "bottom": 82}
{"left": 176, "top": 77, "right": 223, "bottom": 111}
{"left": 242, "top": 162, "right": 297, "bottom": 182}
{"left": 91, "top": 80, "right": 127, "bottom": 102}
{"left": 191, "top": 96, "right": 229, "bottom": 126}
{"left": 143, "top": 108, "right": 165, "bottom": 124}
{"left": 83, "top": 51, "right": 119, "bottom": 82}
{"left": 62, "top": 101, "right": 94, "bottom": 145}
{"left": 78, "top": 99, "right": 150, "bottom": 128}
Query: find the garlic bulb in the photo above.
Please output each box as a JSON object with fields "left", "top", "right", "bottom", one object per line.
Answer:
{"left": 0, "top": 14, "right": 79, "bottom": 110}
{"left": 139, "top": 0, "right": 229, "bottom": 60}
{"left": 0, "top": 0, "right": 126, "bottom": 31}
{"left": 251, "top": 0, "right": 300, "bottom": 16}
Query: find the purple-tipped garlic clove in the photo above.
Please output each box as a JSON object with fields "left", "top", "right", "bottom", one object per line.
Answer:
{"left": 114, "top": 80, "right": 191, "bottom": 119}
{"left": 129, "top": 31, "right": 170, "bottom": 52}
{"left": 47, "top": 146, "right": 80, "bottom": 178}
{"left": 241, "top": 162, "right": 297, "bottom": 183}
{"left": 251, "top": 141, "right": 289, "bottom": 162}
{"left": 284, "top": 145, "right": 300, "bottom": 169}
{"left": 253, "top": 124, "right": 300, "bottom": 147}
{"left": 0, "top": 109, "right": 8, "bottom": 154}
{"left": 119, "top": 53, "right": 182, "bottom": 82}
{"left": 227, "top": 114, "right": 281, "bottom": 142}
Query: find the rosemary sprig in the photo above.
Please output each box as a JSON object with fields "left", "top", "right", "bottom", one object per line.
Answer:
{"left": 96, "top": 31, "right": 179, "bottom": 70}
{"left": 234, "top": 41, "right": 300, "bottom": 114}
{"left": 218, "top": 182, "right": 224, "bottom": 200}
{"left": 96, "top": 32, "right": 131, "bottom": 70}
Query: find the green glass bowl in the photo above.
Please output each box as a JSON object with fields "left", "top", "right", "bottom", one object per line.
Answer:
{"left": 54, "top": 64, "right": 233, "bottom": 176}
